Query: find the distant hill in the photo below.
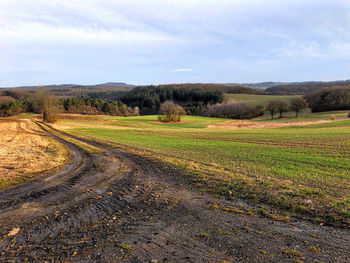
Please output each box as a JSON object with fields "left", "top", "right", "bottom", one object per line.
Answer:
{"left": 0, "top": 83, "right": 134, "bottom": 98}
{"left": 232, "top": 82, "right": 286, "bottom": 90}
{"left": 2, "top": 80, "right": 350, "bottom": 100}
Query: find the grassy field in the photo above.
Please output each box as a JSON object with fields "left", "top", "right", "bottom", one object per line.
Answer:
{"left": 0, "top": 119, "right": 68, "bottom": 189}
{"left": 225, "top": 93, "right": 300, "bottom": 106}
{"left": 54, "top": 113, "right": 350, "bottom": 226}
{"left": 256, "top": 110, "right": 350, "bottom": 122}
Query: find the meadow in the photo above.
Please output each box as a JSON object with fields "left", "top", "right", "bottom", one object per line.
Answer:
{"left": 225, "top": 93, "right": 300, "bottom": 106}
{"left": 54, "top": 112, "right": 350, "bottom": 226}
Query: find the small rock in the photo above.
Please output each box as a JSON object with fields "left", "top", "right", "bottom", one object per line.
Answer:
{"left": 8, "top": 227, "right": 20, "bottom": 236}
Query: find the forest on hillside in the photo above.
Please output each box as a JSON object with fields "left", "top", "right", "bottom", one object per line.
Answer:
{"left": 0, "top": 97, "right": 139, "bottom": 117}
{"left": 120, "top": 85, "right": 224, "bottom": 115}
{"left": 266, "top": 81, "right": 350, "bottom": 95}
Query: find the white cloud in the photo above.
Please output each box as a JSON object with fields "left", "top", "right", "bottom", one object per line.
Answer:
{"left": 1, "top": 0, "right": 350, "bottom": 85}
{"left": 170, "top": 68, "right": 192, "bottom": 72}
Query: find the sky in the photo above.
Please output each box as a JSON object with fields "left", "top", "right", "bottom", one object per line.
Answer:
{"left": 1, "top": 0, "right": 350, "bottom": 86}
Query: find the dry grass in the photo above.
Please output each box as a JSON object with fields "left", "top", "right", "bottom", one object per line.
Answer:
{"left": 208, "top": 119, "right": 334, "bottom": 130}
{"left": 0, "top": 119, "right": 68, "bottom": 189}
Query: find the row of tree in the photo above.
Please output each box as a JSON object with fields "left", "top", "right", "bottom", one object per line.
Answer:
{"left": 0, "top": 91, "right": 139, "bottom": 121}
{"left": 203, "top": 102, "right": 264, "bottom": 119}
{"left": 266, "top": 97, "right": 309, "bottom": 119}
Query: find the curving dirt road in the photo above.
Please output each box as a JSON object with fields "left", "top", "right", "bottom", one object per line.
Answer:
{"left": 0, "top": 122, "right": 349, "bottom": 262}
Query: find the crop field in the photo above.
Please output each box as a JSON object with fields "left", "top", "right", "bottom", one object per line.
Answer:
{"left": 256, "top": 110, "right": 350, "bottom": 122}
{"left": 54, "top": 113, "right": 350, "bottom": 226}
{"left": 225, "top": 93, "right": 300, "bottom": 106}
{"left": 0, "top": 119, "right": 68, "bottom": 189}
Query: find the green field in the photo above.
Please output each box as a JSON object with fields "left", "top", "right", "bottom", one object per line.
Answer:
{"left": 256, "top": 110, "right": 350, "bottom": 122}
{"left": 55, "top": 114, "right": 350, "bottom": 226}
{"left": 225, "top": 93, "right": 300, "bottom": 106}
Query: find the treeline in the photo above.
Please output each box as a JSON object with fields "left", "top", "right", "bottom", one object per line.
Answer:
{"left": 120, "top": 85, "right": 224, "bottom": 115}
{"left": 61, "top": 98, "right": 139, "bottom": 116}
{"left": 266, "top": 81, "right": 350, "bottom": 95}
{"left": 0, "top": 90, "right": 29, "bottom": 100}
{"left": 203, "top": 102, "right": 264, "bottom": 119}
{"left": 0, "top": 97, "right": 139, "bottom": 117}
{"left": 156, "top": 83, "right": 259, "bottom": 94}
{"left": 305, "top": 86, "right": 350, "bottom": 112}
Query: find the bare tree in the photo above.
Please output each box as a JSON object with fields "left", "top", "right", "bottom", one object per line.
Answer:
{"left": 38, "top": 87, "right": 57, "bottom": 123}
{"left": 276, "top": 100, "right": 289, "bottom": 118}
{"left": 266, "top": 101, "right": 279, "bottom": 120}
{"left": 290, "top": 97, "right": 309, "bottom": 117}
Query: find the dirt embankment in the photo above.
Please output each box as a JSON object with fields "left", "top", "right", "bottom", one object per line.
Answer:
{"left": 0, "top": 119, "right": 68, "bottom": 189}
{"left": 208, "top": 119, "right": 334, "bottom": 129}
{"left": 0, "top": 123, "right": 349, "bottom": 262}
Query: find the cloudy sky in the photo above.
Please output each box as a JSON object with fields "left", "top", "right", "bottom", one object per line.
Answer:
{"left": 1, "top": 0, "right": 350, "bottom": 86}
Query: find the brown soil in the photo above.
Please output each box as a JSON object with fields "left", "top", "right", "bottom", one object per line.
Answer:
{"left": 0, "top": 119, "right": 67, "bottom": 189}
{"left": 208, "top": 119, "right": 334, "bottom": 129}
{"left": 0, "top": 122, "right": 349, "bottom": 262}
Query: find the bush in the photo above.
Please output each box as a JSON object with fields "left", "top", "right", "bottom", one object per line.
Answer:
{"left": 203, "top": 102, "right": 264, "bottom": 119}
{"left": 158, "top": 101, "right": 186, "bottom": 122}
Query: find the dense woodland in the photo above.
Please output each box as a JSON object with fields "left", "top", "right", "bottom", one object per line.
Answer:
{"left": 305, "top": 86, "right": 350, "bottom": 112}
{"left": 0, "top": 97, "right": 138, "bottom": 117}
{"left": 120, "top": 85, "right": 224, "bottom": 115}
{"left": 156, "top": 83, "right": 259, "bottom": 94}
{"left": 84, "top": 84, "right": 258, "bottom": 102}
{"left": 266, "top": 81, "right": 350, "bottom": 95}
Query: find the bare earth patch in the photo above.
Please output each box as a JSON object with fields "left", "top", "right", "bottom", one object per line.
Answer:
{"left": 208, "top": 119, "right": 333, "bottom": 129}
{"left": 0, "top": 119, "right": 68, "bottom": 189}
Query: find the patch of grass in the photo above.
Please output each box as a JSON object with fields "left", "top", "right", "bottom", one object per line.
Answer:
{"left": 307, "top": 246, "right": 321, "bottom": 253}
{"left": 120, "top": 244, "right": 133, "bottom": 250}
{"left": 199, "top": 232, "right": 210, "bottom": 238}
{"left": 256, "top": 110, "right": 349, "bottom": 122}
{"left": 282, "top": 249, "right": 302, "bottom": 257}
{"left": 221, "top": 207, "right": 245, "bottom": 215}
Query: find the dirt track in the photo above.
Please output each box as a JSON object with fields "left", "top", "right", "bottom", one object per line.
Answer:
{"left": 0, "top": 122, "right": 349, "bottom": 262}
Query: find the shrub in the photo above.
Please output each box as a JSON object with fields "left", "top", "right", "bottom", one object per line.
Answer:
{"left": 158, "top": 101, "right": 186, "bottom": 122}
{"left": 203, "top": 102, "right": 264, "bottom": 119}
